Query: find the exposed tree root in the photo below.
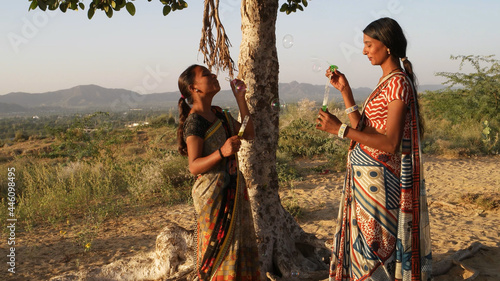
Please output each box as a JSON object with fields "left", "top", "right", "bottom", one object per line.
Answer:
{"left": 432, "top": 241, "right": 485, "bottom": 279}
{"left": 258, "top": 204, "right": 330, "bottom": 281}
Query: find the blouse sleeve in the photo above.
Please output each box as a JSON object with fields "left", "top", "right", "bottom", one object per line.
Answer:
{"left": 386, "top": 75, "right": 412, "bottom": 106}
{"left": 183, "top": 114, "right": 211, "bottom": 141}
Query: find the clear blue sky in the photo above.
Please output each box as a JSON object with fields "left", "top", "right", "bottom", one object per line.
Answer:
{"left": 2, "top": 0, "right": 499, "bottom": 95}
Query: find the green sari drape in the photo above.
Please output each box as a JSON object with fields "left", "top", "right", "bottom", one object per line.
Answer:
{"left": 188, "top": 108, "right": 260, "bottom": 281}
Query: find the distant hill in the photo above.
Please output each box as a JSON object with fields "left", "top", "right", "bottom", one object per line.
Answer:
{"left": 0, "top": 102, "right": 27, "bottom": 113}
{"left": 0, "top": 83, "right": 445, "bottom": 115}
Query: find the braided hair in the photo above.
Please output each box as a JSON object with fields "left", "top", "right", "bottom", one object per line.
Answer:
{"left": 177, "top": 64, "right": 199, "bottom": 156}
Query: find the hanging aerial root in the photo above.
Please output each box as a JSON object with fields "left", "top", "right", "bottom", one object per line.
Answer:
{"left": 199, "top": 0, "right": 236, "bottom": 77}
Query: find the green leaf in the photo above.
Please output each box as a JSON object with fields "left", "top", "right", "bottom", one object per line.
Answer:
{"left": 88, "top": 7, "right": 95, "bottom": 19}
{"left": 162, "top": 5, "right": 171, "bottom": 16}
{"left": 60, "top": 2, "right": 68, "bottom": 12}
{"left": 106, "top": 6, "right": 114, "bottom": 18}
{"left": 29, "top": 0, "right": 38, "bottom": 11}
{"left": 280, "top": 3, "right": 288, "bottom": 12}
{"left": 111, "top": 1, "right": 116, "bottom": 9}
{"left": 39, "top": 1, "right": 47, "bottom": 11}
{"left": 126, "top": 2, "right": 136, "bottom": 16}
{"left": 302, "top": 0, "right": 308, "bottom": 7}
{"left": 297, "top": 5, "right": 303, "bottom": 11}
{"left": 79, "top": 3, "right": 85, "bottom": 10}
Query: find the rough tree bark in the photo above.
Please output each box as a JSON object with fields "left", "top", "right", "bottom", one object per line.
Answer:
{"left": 237, "top": 1, "right": 329, "bottom": 280}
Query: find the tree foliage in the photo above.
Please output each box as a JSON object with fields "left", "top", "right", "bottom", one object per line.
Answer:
{"left": 436, "top": 55, "right": 500, "bottom": 115}
{"left": 28, "top": 0, "right": 306, "bottom": 19}
{"left": 28, "top": 0, "right": 188, "bottom": 19}
{"left": 424, "top": 55, "right": 500, "bottom": 123}
{"left": 421, "top": 55, "right": 500, "bottom": 155}
{"left": 280, "top": 0, "right": 308, "bottom": 14}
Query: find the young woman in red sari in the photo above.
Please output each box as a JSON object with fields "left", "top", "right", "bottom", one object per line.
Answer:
{"left": 316, "top": 18, "right": 432, "bottom": 281}
{"left": 177, "top": 64, "right": 260, "bottom": 280}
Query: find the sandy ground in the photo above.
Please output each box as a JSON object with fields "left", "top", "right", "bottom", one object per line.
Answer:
{"left": 1, "top": 155, "right": 499, "bottom": 281}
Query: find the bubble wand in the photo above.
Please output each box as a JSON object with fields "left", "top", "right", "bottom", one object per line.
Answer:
{"left": 322, "top": 64, "right": 338, "bottom": 111}
{"left": 238, "top": 115, "right": 250, "bottom": 137}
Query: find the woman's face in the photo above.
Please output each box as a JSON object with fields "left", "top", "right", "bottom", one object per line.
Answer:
{"left": 191, "top": 66, "right": 220, "bottom": 96}
{"left": 362, "top": 34, "right": 390, "bottom": 66}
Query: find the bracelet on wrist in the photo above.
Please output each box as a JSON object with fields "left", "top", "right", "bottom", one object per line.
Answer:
{"left": 345, "top": 104, "right": 359, "bottom": 115}
{"left": 218, "top": 148, "right": 225, "bottom": 159}
{"left": 338, "top": 123, "right": 348, "bottom": 139}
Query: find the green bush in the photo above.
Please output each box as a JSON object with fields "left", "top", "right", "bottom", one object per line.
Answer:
{"left": 421, "top": 54, "right": 500, "bottom": 155}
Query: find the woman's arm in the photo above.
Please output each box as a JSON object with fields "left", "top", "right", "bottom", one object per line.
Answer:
{"left": 326, "top": 69, "right": 362, "bottom": 129}
{"left": 317, "top": 100, "right": 407, "bottom": 154}
{"left": 186, "top": 135, "right": 241, "bottom": 175}
{"left": 231, "top": 79, "right": 255, "bottom": 140}
{"left": 345, "top": 100, "right": 407, "bottom": 154}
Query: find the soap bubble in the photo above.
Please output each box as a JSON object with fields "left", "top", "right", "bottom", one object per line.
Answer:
{"left": 312, "top": 63, "right": 322, "bottom": 72}
{"left": 282, "top": 34, "right": 294, "bottom": 49}
{"left": 270, "top": 98, "right": 286, "bottom": 111}
{"left": 311, "top": 57, "right": 326, "bottom": 73}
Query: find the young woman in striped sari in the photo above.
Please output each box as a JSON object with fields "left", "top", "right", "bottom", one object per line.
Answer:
{"left": 316, "top": 18, "right": 432, "bottom": 281}
{"left": 177, "top": 64, "right": 261, "bottom": 280}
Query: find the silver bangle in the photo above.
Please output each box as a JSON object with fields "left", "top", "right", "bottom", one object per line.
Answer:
{"left": 338, "top": 123, "right": 348, "bottom": 139}
{"left": 345, "top": 104, "right": 359, "bottom": 114}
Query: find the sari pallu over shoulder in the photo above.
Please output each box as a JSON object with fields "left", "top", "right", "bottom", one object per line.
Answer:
{"left": 191, "top": 108, "right": 260, "bottom": 281}
{"left": 329, "top": 73, "right": 432, "bottom": 281}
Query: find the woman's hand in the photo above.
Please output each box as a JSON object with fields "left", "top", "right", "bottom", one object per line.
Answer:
{"left": 326, "top": 69, "right": 350, "bottom": 94}
{"left": 219, "top": 135, "right": 242, "bottom": 157}
{"left": 315, "top": 109, "right": 342, "bottom": 135}
{"left": 230, "top": 79, "right": 247, "bottom": 100}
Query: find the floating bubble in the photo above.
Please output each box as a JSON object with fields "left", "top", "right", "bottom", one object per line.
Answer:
{"left": 282, "top": 34, "right": 294, "bottom": 49}
{"left": 312, "top": 63, "right": 322, "bottom": 73}
{"left": 270, "top": 98, "right": 286, "bottom": 111}
{"left": 312, "top": 57, "right": 332, "bottom": 73}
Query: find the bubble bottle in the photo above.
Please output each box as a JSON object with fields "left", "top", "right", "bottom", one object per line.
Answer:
{"left": 322, "top": 65, "right": 338, "bottom": 112}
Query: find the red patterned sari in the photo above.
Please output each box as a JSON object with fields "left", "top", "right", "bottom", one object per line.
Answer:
{"left": 329, "top": 72, "right": 432, "bottom": 281}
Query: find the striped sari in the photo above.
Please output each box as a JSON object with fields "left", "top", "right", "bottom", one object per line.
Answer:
{"left": 187, "top": 108, "right": 261, "bottom": 281}
{"left": 329, "top": 72, "right": 432, "bottom": 281}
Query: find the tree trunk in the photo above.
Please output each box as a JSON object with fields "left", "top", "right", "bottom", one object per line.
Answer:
{"left": 237, "top": 1, "right": 329, "bottom": 280}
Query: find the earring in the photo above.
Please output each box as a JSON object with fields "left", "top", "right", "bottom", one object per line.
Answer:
{"left": 387, "top": 48, "right": 391, "bottom": 55}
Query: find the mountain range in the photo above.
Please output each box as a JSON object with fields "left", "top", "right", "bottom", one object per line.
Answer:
{"left": 0, "top": 83, "right": 445, "bottom": 115}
